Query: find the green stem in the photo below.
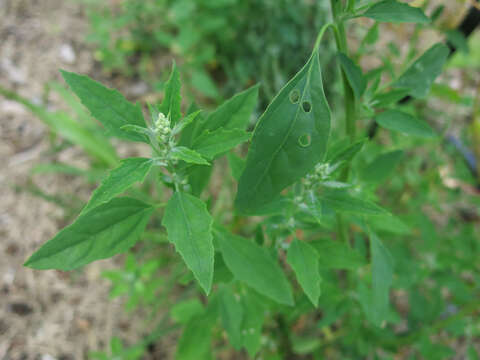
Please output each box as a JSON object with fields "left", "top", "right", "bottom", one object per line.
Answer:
{"left": 330, "top": 0, "right": 356, "bottom": 246}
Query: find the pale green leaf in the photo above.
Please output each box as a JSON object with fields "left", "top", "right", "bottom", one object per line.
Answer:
{"left": 170, "top": 299, "right": 204, "bottom": 325}
{"left": 362, "top": 0, "right": 430, "bottom": 24}
{"left": 287, "top": 239, "right": 321, "bottom": 306}
{"left": 159, "top": 62, "right": 182, "bottom": 124}
{"left": 170, "top": 146, "right": 210, "bottom": 165}
{"left": 214, "top": 226, "right": 294, "bottom": 306}
{"left": 219, "top": 284, "right": 244, "bottom": 349}
{"left": 338, "top": 53, "right": 366, "bottom": 98}
{"left": 376, "top": 110, "right": 435, "bottom": 138}
{"left": 360, "top": 150, "right": 404, "bottom": 184}
{"left": 227, "top": 152, "right": 246, "bottom": 181}
{"left": 321, "top": 190, "right": 389, "bottom": 216}
{"left": 25, "top": 198, "right": 153, "bottom": 270}
{"left": 394, "top": 43, "right": 449, "bottom": 98}
{"left": 310, "top": 239, "right": 367, "bottom": 270}
{"left": 61, "top": 70, "right": 146, "bottom": 142}
{"left": 192, "top": 128, "right": 251, "bottom": 160}
{"left": 176, "top": 314, "right": 213, "bottom": 360}
{"left": 162, "top": 192, "right": 214, "bottom": 294}
{"left": 83, "top": 158, "right": 153, "bottom": 213}
{"left": 236, "top": 49, "right": 331, "bottom": 214}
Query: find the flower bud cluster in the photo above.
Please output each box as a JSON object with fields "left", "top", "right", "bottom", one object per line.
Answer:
{"left": 153, "top": 112, "right": 171, "bottom": 143}
{"left": 304, "top": 163, "right": 330, "bottom": 188}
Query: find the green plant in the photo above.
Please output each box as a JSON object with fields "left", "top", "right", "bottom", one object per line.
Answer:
{"left": 82, "top": 0, "right": 337, "bottom": 104}
{"left": 26, "top": 1, "right": 480, "bottom": 359}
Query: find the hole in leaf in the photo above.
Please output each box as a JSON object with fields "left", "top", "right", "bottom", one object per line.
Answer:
{"left": 302, "top": 101, "right": 312, "bottom": 113}
{"left": 298, "top": 134, "right": 311, "bottom": 147}
{"left": 289, "top": 90, "right": 300, "bottom": 104}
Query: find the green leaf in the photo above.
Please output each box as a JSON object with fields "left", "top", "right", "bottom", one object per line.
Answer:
{"left": 191, "top": 68, "right": 219, "bottom": 99}
{"left": 227, "top": 152, "right": 246, "bottom": 181}
{"left": 192, "top": 128, "right": 251, "bottom": 160}
{"left": 327, "top": 138, "right": 366, "bottom": 164}
{"left": 287, "top": 239, "right": 321, "bottom": 306}
{"left": 371, "top": 89, "right": 410, "bottom": 108}
{"left": 446, "top": 30, "right": 469, "bottom": 54}
{"left": 159, "top": 62, "right": 182, "bottom": 125}
{"left": 176, "top": 314, "right": 213, "bottom": 360}
{"left": 200, "top": 84, "right": 259, "bottom": 133}
{"left": 394, "top": 43, "right": 450, "bottom": 98}
{"left": 310, "top": 239, "right": 366, "bottom": 270}
{"left": 236, "top": 49, "right": 331, "bottom": 214}
{"left": 25, "top": 198, "right": 153, "bottom": 270}
{"left": 214, "top": 226, "right": 294, "bottom": 306}
{"left": 170, "top": 299, "right": 204, "bottom": 325}
{"left": 321, "top": 190, "right": 389, "bottom": 216}
{"left": 376, "top": 109, "right": 435, "bottom": 138}
{"left": 61, "top": 70, "right": 146, "bottom": 142}
{"left": 162, "top": 192, "right": 214, "bottom": 294}
{"left": 219, "top": 284, "right": 244, "bottom": 349}
{"left": 369, "top": 232, "right": 394, "bottom": 326}
{"left": 240, "top": 290, "right": 265, "bottom": 357}
{"left": 360, "top": 150, "right": 404, "bottom": 184}
{"left": 362, "top": 0, "right": 430, "bottom": 24}
{"left": 170, "top": 146, "right": 210, "bottom": 165}
{"left": 83, "top": 158, "right": 153, "bottom": 213}
{"left": 338, "top": 53, "right": 366, "bottom": 98}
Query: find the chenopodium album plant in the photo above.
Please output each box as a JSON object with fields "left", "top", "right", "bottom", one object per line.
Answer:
{"left": 25, "top": 0, "right": 459, "bottom": 358}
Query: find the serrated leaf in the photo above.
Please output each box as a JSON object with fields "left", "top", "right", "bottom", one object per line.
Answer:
{"left": 360, "top": 150, "right": 404, "bottom": 184}
{"left": 236, "top": 49, "right": 331, "bottom": 214}
{"left": 338, "top": 53, "right": 366, "bottom": 98}
{"left": 61, "top": 70, "right": 146, "bottom": 142}
{"left": 310, "top": 239, "right": 366, "bottom": 269}
{"left": 170, "top": 146, "right": 210, "bottom": 165}
{"left": 394, "top": 43, "right": 449, "bottom": 98}
{"left": 362, "top": 0, "right": 430, "bottom": 24}
{"left": 287, "top": 239, "right": 321, "bottom": 306}
{"left": 376, "top": 109, "right": 435, "bottom": 138}
{"left": 369, "top": 232, "right": 394, "bottom": 326}
{"left": 214, "top": 226, "right": 294, "bottom": 306}
{"left": 82, "top": 158, "right": 153, "bottom": 213}
{"left": 199, "top": 84, "right": 259, "bottom": 133}
{"left": 25, "top": 198, "right": 153, "bottom": 270}
{"left": 219, "top": 284, "right": 244, "bottom": 349}
{"left": 159, "top": 62, "right": 182, "bottom": 125}
{"left": 162, "top": 192, "right": 214, "bottom": 294}
{"left": 192, "top": 128, "right": 251, "bottom": 160}
{"left": 321, "top": 190, "right": 389, "bottom": 216}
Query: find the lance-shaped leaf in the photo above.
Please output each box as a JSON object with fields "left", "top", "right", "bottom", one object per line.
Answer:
{"left": 310, "top": 239, "right": 367, "bottom": 270}
{"left": 394, "top": 43, "right": 449, "bottom": 98}
{"left": 162, "top": 192, "right": 214, "bottom": 294}
{"left": 82, "top": 157, "right": 154, "bottom": 213}
{"left": 192, "top": 128, "right": 251, "bottom": 160}
{"left": 376, "top": 110, "right": 435, "bottom": 138}
{"left": 369, "top": 232, "right": 394, "bottom": 326}
{"left": 170, "top": 146, "right": 210, "bottom": 165}
{"left": 158, "top": 62, "right": 182, "bottom": 125}
{"left": 235, "top": 49, "right": 331, "bottom": 214}
{"left": 362, "top": 0, "right": 430, "bottom": 24}
{"left": 287, "top": 239, "right": 321, "bottom": 306}
{"left": 214, "top": 227, "right": 294, "bottom": 306}
{"left": 219, "top": 284, "right": 244, "bottom": 349}
{"left": 360, "top": 150, "right": 404, "bottom": 184}
{"left": 61, "top": 70, "right": 146, "bottom": 142}
{"left": 320, "top": 190, "right": 389, "bottom": 216}
{"left": 25, "top": 198, "right": 154, "bottom": 270}
{"left": 198, "top": 84, "right": 259, "bottom": 134}
{"left": 338, "top": 53, "right": 366, "bottom": 99}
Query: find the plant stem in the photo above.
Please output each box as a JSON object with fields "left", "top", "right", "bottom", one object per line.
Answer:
{"left": 330, "top": 0, "right": 356, "bottom": 246}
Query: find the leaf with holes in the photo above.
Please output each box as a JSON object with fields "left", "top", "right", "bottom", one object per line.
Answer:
{"left": 162, "top": 192, "right": 214, "bottom": 294}
{"left": 25, "top": 198, "right": 154, "bottom": 270}
{"left": 235, "top": 49, "right": 331, "bottom": 214}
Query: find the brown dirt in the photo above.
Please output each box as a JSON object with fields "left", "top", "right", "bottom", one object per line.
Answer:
{"left": 0, "top": 1, "right": 166, "bottom": 359}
